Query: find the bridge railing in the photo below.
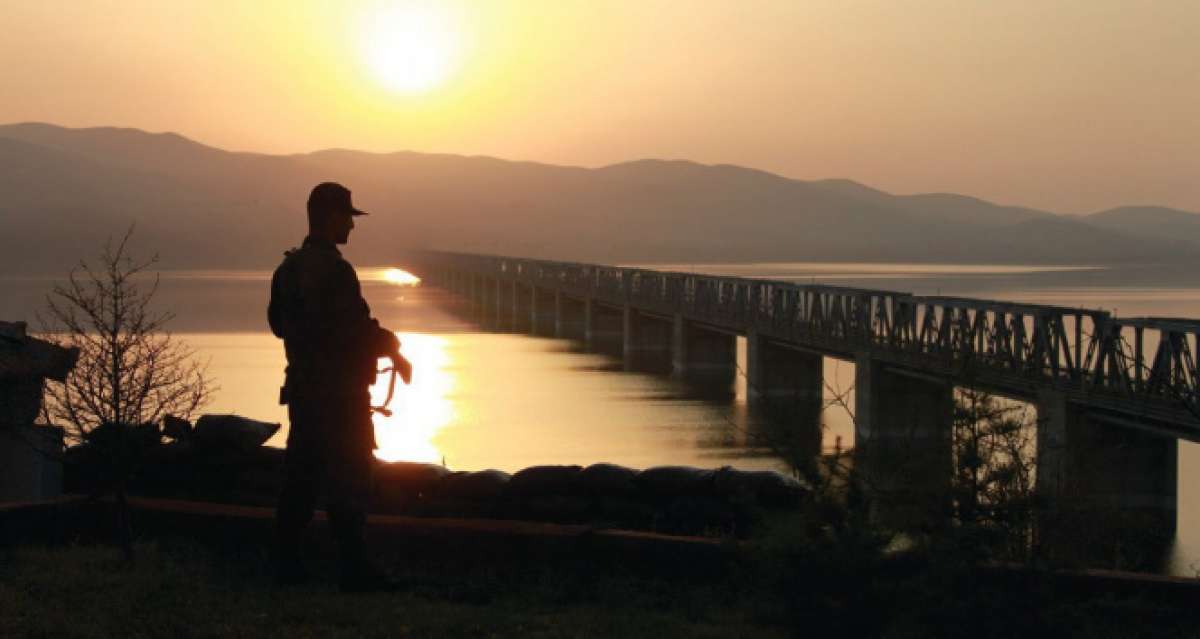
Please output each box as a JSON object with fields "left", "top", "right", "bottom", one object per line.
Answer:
{"left": 416, "top": 251, "right": 1200, "bottom": 424}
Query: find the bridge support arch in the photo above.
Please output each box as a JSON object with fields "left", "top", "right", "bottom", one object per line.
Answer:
{"left": 1035, "top": 390, "right": 1177, "bottom": 569}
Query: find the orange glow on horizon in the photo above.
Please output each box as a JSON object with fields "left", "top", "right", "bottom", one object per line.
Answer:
{"left": 1, "top": 1, "right": 1198, "bottom": 213}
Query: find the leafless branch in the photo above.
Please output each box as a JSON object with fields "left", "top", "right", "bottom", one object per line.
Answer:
{"left": 38, "top": 226, "right": 216, "bottom": 442}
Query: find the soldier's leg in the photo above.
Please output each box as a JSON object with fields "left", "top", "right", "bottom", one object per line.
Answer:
{"left": 326, "top": 424, "right": 391, "bottom": 591}
{"left": 277, "top": 453, "right": 320, "bottom": 544}
{"left": 274, "top": 429, "right": 326, "bottom": 581}
{"left": 327, "top": 446, "right": 373, "bottom": 563}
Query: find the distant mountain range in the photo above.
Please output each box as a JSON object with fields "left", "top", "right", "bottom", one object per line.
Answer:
{"left": 2, "top": 122, "right": 1198, "bottom": 274}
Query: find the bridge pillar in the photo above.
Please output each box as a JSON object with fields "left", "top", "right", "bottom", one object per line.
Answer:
{"left": 475, "top": 274, "right": 491, "bottom": 327}
{"left": 671, "top": 314, "right": 687, "bottom": 375}
{"left": 1035, "top": 390, "right": 1177, "bottom": 570}
{"left": 493, "top": 279, "right": 511, "bottom": 332}
{"left": 671, "top": 318, "right": 736, "bottom": 393}
{"left": 531, "top": 287, "right": 557, "bottom": 336}
{"left": 511, "top": 282, "right": 532, "bottom": 333}
{"left": 583, "top": 299, "right": 594, "bottom": 345}
{"left": 746, "top": 330, "right": 823, "bottom": 459}
{"left": 587, "top": 302, "right": 624, "bottom": 357}
{"left": 554, "top": 293, "right": 587, "bottom": 340}
{"left": 854, "top": 355, "right": 954, "bottom": 530}
{"left": 622, "top": 308, "right": 673, "bottom": 374}
{"left": 464, "top": 273, "right": 476, "bottom": 319}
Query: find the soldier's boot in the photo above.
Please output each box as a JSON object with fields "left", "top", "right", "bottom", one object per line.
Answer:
{"left": 330, "top": 506, "right": 400, "bottom": 593}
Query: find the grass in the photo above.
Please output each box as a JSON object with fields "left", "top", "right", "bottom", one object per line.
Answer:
{"left": 4, "top": 516, "right": 1200, "bottom": 638}
{"left": 0, "top": 541, "right": 779, "bottom": 638}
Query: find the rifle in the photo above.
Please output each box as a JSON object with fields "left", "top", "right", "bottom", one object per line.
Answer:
{"left": 371, "top": 352, "right": 412, "bottom": 417}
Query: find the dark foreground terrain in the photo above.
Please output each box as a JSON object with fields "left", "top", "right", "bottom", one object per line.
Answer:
{"left": 2, "top": 499, "right": 1199, "bottom": 638}
{"left": 2, "top": 541, "right": 770, "bottom": 638}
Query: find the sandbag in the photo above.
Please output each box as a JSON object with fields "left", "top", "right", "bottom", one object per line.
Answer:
{"left": 577, "top": 463, "right": 638, "bottom": 498}
{"left": 371, "top": 462, "right": 445, "bottom": 513}
{"left": 437, "top": 469, "right": 511, "bottom": 500}
{"left": 663, "top": 495, "right": 737, "bottom": 535}
{"left": 515, "top": 495, "right": 592, "bottom": 522}
{"left": 635, "top": 466, "right": 716, "bottom": 500}
{"left": 375, "top": 461, "right": 451, "bottom": 494}
{"left": 162, "top": 415, "right": 193, "bottom": 440}
{"left": 505, "top": 465, "right": 582, "bottom": 498}
{"left": 713, "top": 467, "right": 807, "bottom": 507}
{"left": 191, "top": 414, "right": 279, "bottom": 451}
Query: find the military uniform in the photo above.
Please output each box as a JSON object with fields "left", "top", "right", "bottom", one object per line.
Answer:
{"left": 268, "top": 235, "right": 398, "bottom": 577}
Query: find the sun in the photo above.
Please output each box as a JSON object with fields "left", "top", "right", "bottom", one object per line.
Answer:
{"left": 360, "top": 4, "right": 459, "bottom": 94}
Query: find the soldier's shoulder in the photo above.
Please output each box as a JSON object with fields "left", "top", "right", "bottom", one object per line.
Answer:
{"left": 281, "top": 243, "right": 343, "bottom": 269}
{"left": 276, "top": 245, "right": 355, "bottom": 288}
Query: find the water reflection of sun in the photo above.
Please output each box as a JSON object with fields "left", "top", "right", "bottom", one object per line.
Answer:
{"left": 371, "top": 332, "right": 452, "bottom": 463}
{"left": 382, "top": 268, "right": 421, "bottom": 286}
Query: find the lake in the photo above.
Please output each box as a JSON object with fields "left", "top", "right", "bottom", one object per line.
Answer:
{"left": 3, "top": 260, "right": 1199, "bottom": 576}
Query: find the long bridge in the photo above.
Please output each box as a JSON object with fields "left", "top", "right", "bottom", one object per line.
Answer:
{"left": 407, "top": 251, "right": 1195, "bottom": 550}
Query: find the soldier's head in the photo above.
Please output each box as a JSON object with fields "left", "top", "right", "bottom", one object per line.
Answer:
{"left": 307, "top": 182, "right": 366, "bottom": 244}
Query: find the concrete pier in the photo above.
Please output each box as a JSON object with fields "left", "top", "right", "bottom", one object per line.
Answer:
{"left": 746, "top": 330, "right": 823, "bottom": 458}
{"left": 854, "top": 355, "right": 954, "bottom": 529}
{"left": 476, "top": 275, "right": 493, "bottom": 327}
{"left": 673, "top": 319, "right": 736, "bottom": 393}
{"left": 1036, "top": 390, "right": 1178, "bottom": 569}
{"left": 587, "top": 302, "right": 624, "bottom": 357}
{"left": 746, "top": 330, "right": 823, "bottom": 403}
{"left": 622, "top": 309, "right": 673, "bottom": 374}
{"left": 494, "top": 279, "right": 509, "bottom": 332}
{"left": 511, "top": 282, "right": 532, "bottom": 334}
{"left": 555, "top": 293, "right": 587, "bottom": 340}
{"left": 531, "top": 287, "right": 557, "bottom": 336}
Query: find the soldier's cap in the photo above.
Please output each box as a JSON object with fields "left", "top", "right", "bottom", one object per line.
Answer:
{"left": 308, "top": 182, "right": 367, "bottom": 216}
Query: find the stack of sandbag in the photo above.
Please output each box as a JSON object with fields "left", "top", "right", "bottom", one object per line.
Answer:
{"left": 188, "top": 414, "right": 280, "bottom": 451}
{"left": 370, "top": 459, "right": 808, "bottom": 535}
{"left": 372, "top": 461, "right": 454, "bottom": 513}
{"left": 165, "top": 414, "right": 282, "bottom": 504}
{"left": 64, "top": 413, "right": 283, "bottom": 504}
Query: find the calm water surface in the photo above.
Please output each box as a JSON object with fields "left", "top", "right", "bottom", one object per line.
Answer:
{"left": 4, "top": 261, "right": 1199, "bottom": 575}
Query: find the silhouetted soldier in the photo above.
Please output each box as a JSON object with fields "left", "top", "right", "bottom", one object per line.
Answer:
{"left": 268, "top": 182, "right": 412, "bottom": 591}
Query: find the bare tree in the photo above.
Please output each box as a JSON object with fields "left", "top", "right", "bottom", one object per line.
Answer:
{"left": 37, "top": 228, "right": 215, "bottom": 561}
{"left": 39, "top": 227, "right": 214, "bottom": 441}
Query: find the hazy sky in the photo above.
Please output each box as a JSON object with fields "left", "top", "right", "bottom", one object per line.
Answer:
{"left": 1, "top": 0, "right": 1197, "bottom": 214}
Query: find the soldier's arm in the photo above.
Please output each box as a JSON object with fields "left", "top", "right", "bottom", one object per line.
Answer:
{"left": 267, "top": 259, "right": 296, "bottom": 339}
{"left": 322, "top": 260, "right": 400, "bottom": 358}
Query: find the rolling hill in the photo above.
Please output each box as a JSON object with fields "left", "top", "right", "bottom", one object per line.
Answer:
{"left": 1083, "top": 206, "right": 1200, "bottom": 247}
{"left": 1, "top": 122, "right": 1196, "bottom": 274}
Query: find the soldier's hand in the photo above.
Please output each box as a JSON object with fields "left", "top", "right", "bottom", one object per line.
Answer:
{"left": 390, "top": 352, "right": 413, "bottom": 385}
